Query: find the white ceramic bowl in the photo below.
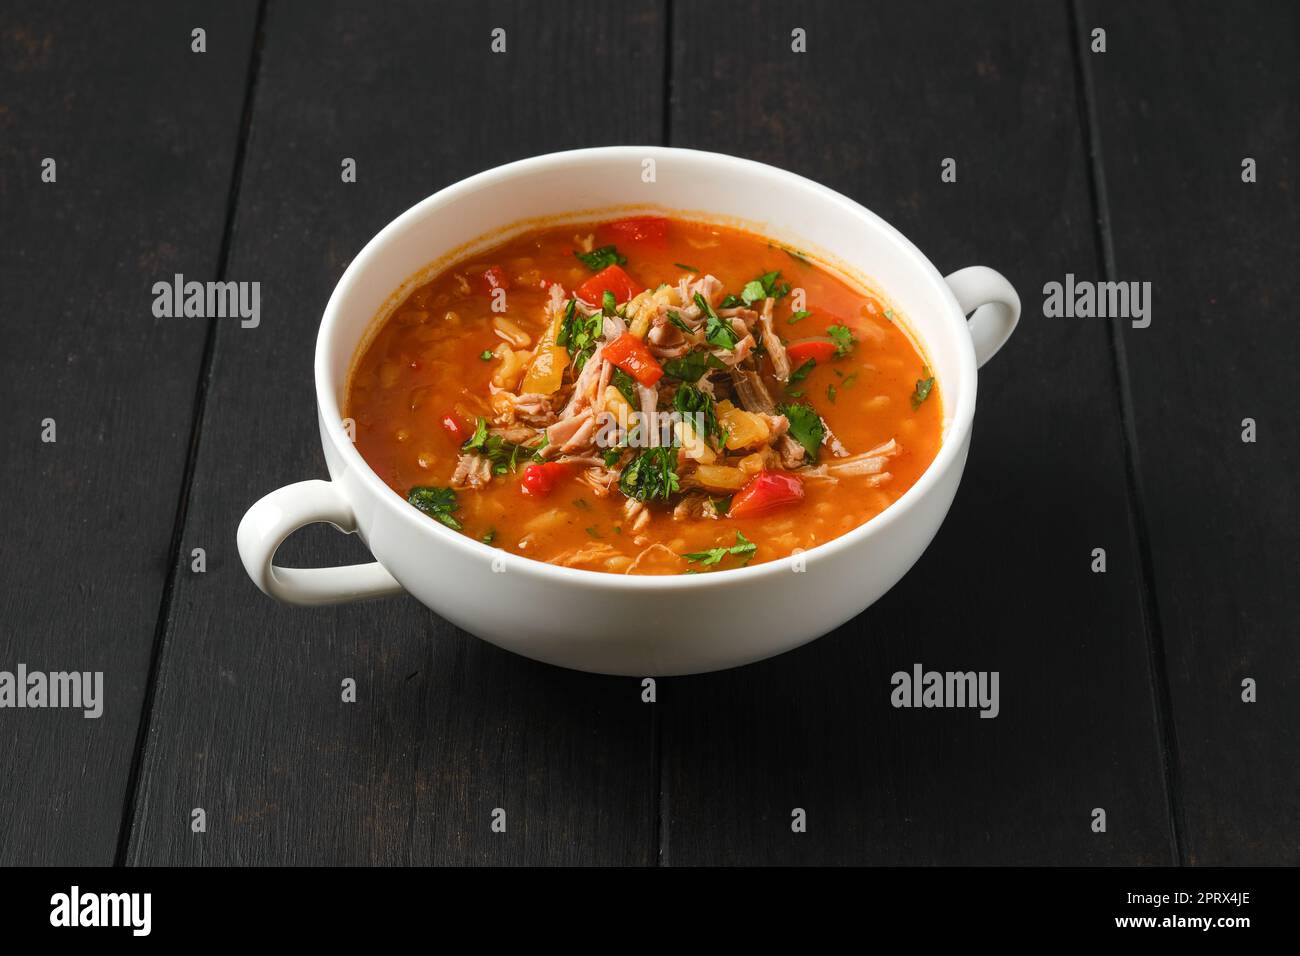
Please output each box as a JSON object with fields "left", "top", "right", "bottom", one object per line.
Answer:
{"left": 237, "top": 147, "right": 1019, "bottom": 676}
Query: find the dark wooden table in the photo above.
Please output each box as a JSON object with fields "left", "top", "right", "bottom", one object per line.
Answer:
{"left": 2, "top": 0, "right": 1295, "bottom": 866}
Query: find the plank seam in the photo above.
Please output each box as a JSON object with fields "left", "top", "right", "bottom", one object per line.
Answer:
{"left": 111, "top": 0, "right": 270, "bottom": 868}
{"left": 1067, "top": 0, "right": 1188, "bottom": 865}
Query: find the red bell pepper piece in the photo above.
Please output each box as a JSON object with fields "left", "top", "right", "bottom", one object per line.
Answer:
{"left": 602, "top": 332, "right": 664, "bottom": 387}
{"left": 599, "top": 216, "right": 669, "bottom": 245}
{"left": 785, "top": 338, "right": 839, "bottom": 366}
{"left": 576, "top": 264, "right": 644, "bottom": 304}
{"left": 728, "top": 470, "right": 805, "bottom": 518}
{"left": 521, "top": 461, "right": 569, "bottom": 497}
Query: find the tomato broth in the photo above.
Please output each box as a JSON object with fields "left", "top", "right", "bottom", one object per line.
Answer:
{"left": 346, "top": 216, "right": 942, "bottom": 574}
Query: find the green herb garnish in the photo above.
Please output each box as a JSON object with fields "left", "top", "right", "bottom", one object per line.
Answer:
{"left": 789, "top": 358, "right": 816, "bottom": 385}
{"left": 556, "top": 298, "right": 603, "bottom": 371}
{"left": 481, "top": 528, "right": 498, "bottom": 545}
{"left": 788, "top": 310, "right": 812, "bottom": 325}
{"left": 826, "top": 383, "right": 838, "bottom": 404}
{"left": 665, "top": 309, "right": 694, "bottom": 335}
{"left": 682, "top": 531, "right": 758, "bottom": 568}
{"left": 462, "top": 417, "right": 544, "bottom": 475}
{"left": 777, "top": 402, "right": 825, "bottom": 464}
{"left": 674, "top": 262, "right": 700, "bottom": 273}
{"left": 480, "top": 349, "right": 494, "bottom": 361}
{"left": 407, "top": 486, "right": 461, "bottom": 530}
{"left": 827, "top": 324, "right": 856, "bottom": 358}
{"left": 611, "top": 367, "right": 639, "bottom": 407}
{"left": 574, "top": 245, "right": 626, "bottom": 271}
{"left": 697, "top": 293, "right": 739, "bottom": 350}
{"left": 673, "top": 382, "right": 722, "bottom": 443}
{"left": 911, "top": 369, "right": 935, "bottom": 410}
{"left": 618, "top": 446, "right": 680, "bottom": 501}
{"left": 740, "top": 270, "right": 790, "bottom": 306}
{"left": 662, "top": 349, "right": 725, "bottom": 383}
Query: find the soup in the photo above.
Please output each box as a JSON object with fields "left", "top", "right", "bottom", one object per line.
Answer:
{"left": 346, "top": 216, "right": 942, "bottom": 574}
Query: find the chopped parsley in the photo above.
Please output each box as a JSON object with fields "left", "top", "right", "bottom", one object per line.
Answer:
{"left": 602, "top": 290, "right": 618, "bottom": 315}
{"left": 665, "top": 309, "right": 694, "bottom": 335}
{"left": 618, "top": 446, "right": 680, "bottom": 501}
{"left": 574, "top": 245, "right": 626, "bottom": 271}
{"left": 479, "top": 349, "right": 494, "bottom": 361}
{"left": 841, "top": 371, "right": 858, "bottom": 388}
{"left": 697, "top": 293, "right": 739, "bottom": 350}
{"left": 682, "top": 531, "right": 758, "bottom": 568}
{"left": 462, "top": 417, "right": 543, "bottom": 475}
{"left": 603, "top": 447, "right": 622, "bottom": 468}
{"left": 611, "top": 367, "right": 639, "bottom": 406}
{"left": 556, "top": 298, "right": 603, "bottom": 371}
{"left": 407, "top": 486, "right": 461, "bottom": 530}
{"left": 740, "top": 270, "right": 790, "bottom": 306}
{"left": 826, "top": 383, "right": 838, "bottom": 403}
{"left": 662, "top": 348, "right": 725, "bottom": 383}
{"left": 673, "top": 382, "right": 722, "bottom": 443}
{"left": 827, "top": 324, "right": 856, "bottom": 358}
{"left": 712, "top": 495, "right": 733, "bottom": 516}
{"left": 585, "top": 526, "right": 602, "bottom": 538}
{"left": 674, "top": 262, "right": 700, "bottom": 273}
{"left": 911, "top": 368, "right": 935, "bottom": 410}
{"left": 788, "top": 310, "right": 812, "bottom": 325}
{"left": 777, "top": 402, "right": 825, "bottom": 464}
{"left": 788, "top": 358, "right": 816, "bottom": 385}
{"left": 481, "top": 528, "right": 497, "bottom": 545}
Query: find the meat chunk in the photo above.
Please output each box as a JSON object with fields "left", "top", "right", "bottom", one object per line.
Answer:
{"left": 451, "top": 452, "right": 492, "bottom": 489}
{"left": 729, "top": 367, "right": 777, "bottom": 414}
{"left": 755, "top": 297, "right": 791, "bottom": 382}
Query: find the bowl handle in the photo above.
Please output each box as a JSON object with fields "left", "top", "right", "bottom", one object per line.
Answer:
{"left": 237, "top": 479, "right": 403, "bottom": 606}
{"left": 943, "top": 266, "right": 1021, "bottom": 368}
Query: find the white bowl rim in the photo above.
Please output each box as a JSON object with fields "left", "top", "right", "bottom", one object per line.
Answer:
{"left": 315, "top": 145, "right": 977, "bottom": 590}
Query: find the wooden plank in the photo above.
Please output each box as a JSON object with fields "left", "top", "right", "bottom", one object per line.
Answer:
{"left": 0, "top": 1, "right": 259, "bottom": 865}
{"left": 1079, "top": 0, "right": 1300, "bottom": 864}
{"left": 659, "top": 0, "right": 1174, "bottom": 864}
{"left": 125, "top": 0, "right": 665, "bottom": 865}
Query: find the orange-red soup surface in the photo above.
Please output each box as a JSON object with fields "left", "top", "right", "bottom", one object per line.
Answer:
{"left": 347, "top": 217, "right": 942, "bottom": 574}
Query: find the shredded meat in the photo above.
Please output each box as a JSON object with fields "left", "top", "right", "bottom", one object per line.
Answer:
{"left": 578, "top": 465, "right": 620, "bottom": 498}
{"left": 451, "top": 453, "right": 492, "bottom": 489}
{"left": 493, "top": 390, "right": 556, "bottom": 427}
{"left": 820, "top": 416, "right": 850, "bottom": 457}
{"left": 803, "top": 440, "right": 901, "bottom": 480}
{"left": 623, "top": 496, "right": 651, "bottom": 531}
{"left": 625, "top": 542, "right": 680, "bottom": 574}
{"left": 672, "top": 493, "right": 720, "bottom": 521}
{"left": 730, "top": 366, "right": 777, "bottom": 413}
{"left": 637, "top": 383, "right": 659, "bottom": 447}
{"left": 778, "top": 435, "right": 806, "bottom": 469}
{"left": 756, "top": 297, "right": 791, "bottom": 382}
{"left": 647, "top": 323, "right": 691, "bottom": 359}
{"left": 678, "top": 274, "right": 724, "bottom": 311}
